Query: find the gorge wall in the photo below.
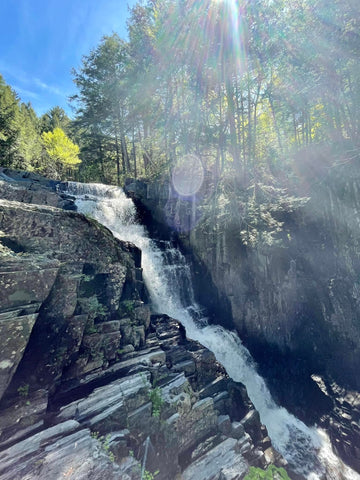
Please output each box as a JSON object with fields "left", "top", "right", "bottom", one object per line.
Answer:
{"left": 125, "top": 150, "right": 360, "bottom": 471}
{"left": 0, "top": 169, "right": 284, "bottom": 480}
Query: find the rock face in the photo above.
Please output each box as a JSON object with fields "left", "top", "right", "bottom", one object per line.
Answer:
{"left": 0, "top": 171, "right": 285, "bottom": 480}
{"left": 125, "top": 155, "right": 360, "bottom": 472}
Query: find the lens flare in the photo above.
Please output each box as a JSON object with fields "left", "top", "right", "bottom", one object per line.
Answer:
{"left": 172, "top": 154, "right": 204, "bottom": 197}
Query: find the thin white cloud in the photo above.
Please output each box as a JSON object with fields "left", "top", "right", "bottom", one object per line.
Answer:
{"left": 12, "top": 85, "right": 39, "bottom": 99}
{"left": 0, "top": 62, "right": 64, "bottom": 97}
{"left": 0, "top": 62, "right": 28, "bottom": 84}
{"left": 33, "top": 78, "right": 64, "bottom": 96}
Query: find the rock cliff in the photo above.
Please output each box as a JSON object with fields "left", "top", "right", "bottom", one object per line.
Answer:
{"left": 125, "top": 152, "right": 360, "bottom": 472}
{"left": 0, "top": 169, "right": 285, "bottom": 480}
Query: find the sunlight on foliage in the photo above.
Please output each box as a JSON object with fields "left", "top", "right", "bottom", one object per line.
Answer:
{"left": 200, "top": 174, "right": 309, "bottom": 248}
{"left": 42, "top": 127, "right": 81, "bottom": 166}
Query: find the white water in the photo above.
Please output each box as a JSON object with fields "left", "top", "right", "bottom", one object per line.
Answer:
{"left": 66, "top": 182, "right": 359, "bottom": 480}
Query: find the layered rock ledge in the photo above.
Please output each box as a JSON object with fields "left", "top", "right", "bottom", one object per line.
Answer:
{"left": 0, "top": 171, "right": 287, "bottom": 480}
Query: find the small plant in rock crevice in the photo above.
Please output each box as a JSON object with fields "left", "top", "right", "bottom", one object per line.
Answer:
{"left": 85, "top": 296, "right": 108, "bottom": 320}
{"left": 90, "top": 431, "right": 115, "bottom": 462}
{"left": 140, "top": 374, "right": 164, "bottom": 418}
{"left": 84, "top": 321, "right": 98, "bottom": 335}
{"left": 17, "top": 384, "right": 29, "bottom": 398}
{"left": 143, "top": 469, "right": 159, "bottom": 480}
{"left": 121, "top": 299, "right": 135, "bottom": 317}
{"left": 148, "top": 386, "right": 164, "bottom": 418}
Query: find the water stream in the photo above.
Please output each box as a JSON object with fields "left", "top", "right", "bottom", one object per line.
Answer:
{"left": 65, "top": 182, "right": 359, "bottom": 480}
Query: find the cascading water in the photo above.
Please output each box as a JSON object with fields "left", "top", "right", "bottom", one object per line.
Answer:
{"left": 65, "top": 182, "right": 359, "bottom": 480}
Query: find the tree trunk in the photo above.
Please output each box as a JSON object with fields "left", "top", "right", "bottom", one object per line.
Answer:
{"left": 268, "top": 92, "right": 283, "bottom": 154}
{"left": 114, "top": 129, "right": 121, "bottom": 185}
{"left": 225, "top": 77, "right": 241, "bottom": 175}
{"left": 132, "top": 125, "right": 137, "bottom": 179}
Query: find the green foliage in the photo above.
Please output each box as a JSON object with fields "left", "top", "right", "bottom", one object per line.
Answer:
{"left": 0, "top": 75, "right": 73, "bottom": 176}
{"left": 40, "top": 106, "right": 70, "bottom": 134}
{"left": 148, "top": 386, "right": 164, "bottom": 418}
{"left": 0, "top": 74, "right": 21, "bottom": 167}
{"left": 42, "top": 127, "right": 81, "bottom": 167}
{"left": 80, "top": 274, "right": 93, "bottom": 282}
{"left": 91, "top": 350, "right": 105, "bottom": 362}
{"left": 91, "top": 431, "right": 115, "bottom": 462}
{"left": 244, "top": 465, "right": 291, "bottom": 480}
{"left": 17, "top": 103, "right": 42, "bottom": 171}
{"left": 2, "top": 0, "right": 358, "bottom": 206}
{"left": 143, "top": 469, "right": 159, "bottom": 480}
{"left": 71, "top": 33, "right": 132, "bottom": 185}
{"left": 17, "top": 384, "right": 29, "bottom": 398}
{"left": 84, "top": 322, "right": 98, "bottom": 335}
{"left": 200, "top": 174, "right": 309, "bottom": 248}
{"left": 122, "top": 300, "right": 135, "bottom": 314}
{"left": 85, "top": 296, "right": 108, "bottom": 319}
{"left": 238, "top": 183, "right": 309, "bottom": 248}
{"left": 66, "top": 0, "right": 359, "bottom": 223}
{"left": 82, "top": 296, "right": 108, "bottom": 335}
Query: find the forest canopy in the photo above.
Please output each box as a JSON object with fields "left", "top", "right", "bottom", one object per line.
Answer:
{"left": 69, "top": 0, "right": 359, "bottom": 186}
{"left": 0, "top": 0, "right": 359, "bottom": 218}
{"left": 0, "top": 78, "right": 79, "bottom": 179}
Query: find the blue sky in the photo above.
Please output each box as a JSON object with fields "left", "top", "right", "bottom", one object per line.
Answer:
{"left": 0, "top": 0, "right": 138, "bottom": 116}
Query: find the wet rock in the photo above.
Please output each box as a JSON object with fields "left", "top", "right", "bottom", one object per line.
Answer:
{"left": 133, "top": 304, "right": 151, "bottom": 329}
{"left": 217, "top": 415, "right": 232, "bottom": 436}
{"left": 325, "top": 382, "right": 360, "bottom": 472}
{"left": 181, "top": 437, "right": 249, "bottom": 480}
{"left": 213, "top": 391, "right": 230, "bottom": 416}
{"left": 101, "top": 332, "right": 122, "bottom": 360}
{"left": 241, "top": 410, "right": 263, "bottom": 446}
{"left": 172, "top": 360, "right": 196, "bottom": 376}
{"left": 231, "top": 421, "right": 245, "bottom": 440}
{"left": 190, "top": 434, "right": 222, "bottom": 463}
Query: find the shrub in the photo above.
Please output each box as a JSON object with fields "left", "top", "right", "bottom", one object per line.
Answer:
{"left": 244, "top": 465, "right": 292, "bottom": 480}
{"left": 148, "top": 387, "right": 164, "bottom": 418}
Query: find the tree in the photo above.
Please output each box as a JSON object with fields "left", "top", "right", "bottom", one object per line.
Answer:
{"left": 71, "top": 34, "right": 131, "bottom": 185}
{"left": 69, "top": 0, "right": 359, "bottom": 191}
{"left": 41, "top": 127, "right": 81, "bottom": 178}
{"left": 17, "top": 102, "right": 42, "bottom": 171}
{"left": 40, "top": 106, "right": 70, "bottom": 134}
{"left": 0, "top": 74, "right": 21, "bottom": 167}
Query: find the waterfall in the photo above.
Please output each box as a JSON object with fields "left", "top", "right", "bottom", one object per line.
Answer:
{"left": 65, "top": 182, "right": 359, "bottom": 480}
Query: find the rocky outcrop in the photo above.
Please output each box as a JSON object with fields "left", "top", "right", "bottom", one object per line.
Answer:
{"left": 125, "top": 152, "right": 360, "bottom": 472}
{"left": 0, "top": 313, "right": 285, "bottom": 480}
{"left": 0, "top": 172, "right": 286, "bottom": 480}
